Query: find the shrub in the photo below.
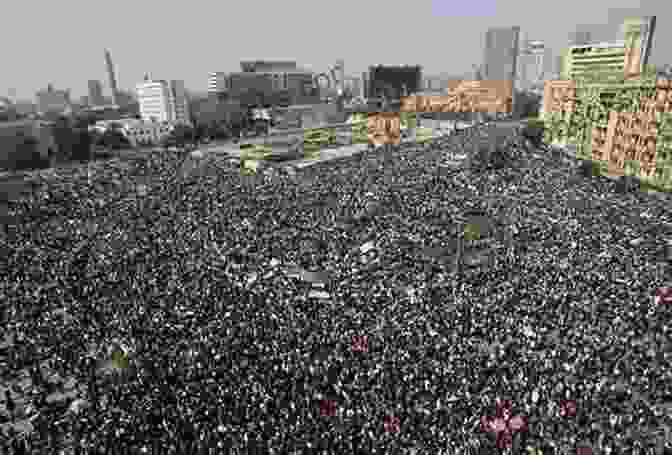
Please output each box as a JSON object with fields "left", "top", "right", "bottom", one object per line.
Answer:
{"left": 70, "top": 129, "right": 94, "bottom": 162}
{"left": 522, "top": 120, "right": 545, "bottom": 148}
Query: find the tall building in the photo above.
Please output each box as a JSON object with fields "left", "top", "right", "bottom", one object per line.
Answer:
{"left": 518, "top": 40, "right": 548, "bottom": 92}
{"left": 169, "top": 80, "right": 191, "bottom": 124}
{"left": 88, "top": 80, "right": 104, "bottom": 106}
{"left": 104, "top": 49, "right": 119, "bottom": 106}
{"left": 136, "top": 79, "right": 190, "bottom": 123}
{"left": 208, "top": 72, "right": 230, "bottom": 95}
{"left": 35, "top": 84, "right": 72, "bottom": 116}
{"left": 483, "top": 26, "right": 520, "bottom": 82}
{"left": 560, "top": 16, "right": 656, "bottom": 81}
{"left": 622, "top": 16, "right": 656, "bottom": 76}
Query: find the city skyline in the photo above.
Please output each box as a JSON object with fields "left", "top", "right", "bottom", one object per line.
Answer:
{"left": 1, "top": 0, "right": 668, "bottom": 100}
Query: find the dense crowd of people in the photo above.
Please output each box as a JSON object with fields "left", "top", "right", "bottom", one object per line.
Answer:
{"left": 0, "top": 123, "right": 671, "bottom": 454}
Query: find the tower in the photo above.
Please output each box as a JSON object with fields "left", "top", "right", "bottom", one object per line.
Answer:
{"left": 105, "top": 49, "right": 119, "bottom": 106}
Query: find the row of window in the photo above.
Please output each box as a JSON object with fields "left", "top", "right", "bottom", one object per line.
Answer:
{"left": 126, "top": 127, "right": 171, "bottom": 135}
{"left": 213, "top": 72, "right": 316, "bottom": 92}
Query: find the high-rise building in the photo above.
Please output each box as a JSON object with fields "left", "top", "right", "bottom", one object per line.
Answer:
{"left": 518, "top": 40, "right": 548, "bottom": 92}
{"left": 208, "top": 72, "right": 230, "bottom": 95}
{"left": 169, "top": 80, "right": 191, "bottom": 124}
{"left": 483, "top": 26, "right": 520, "bottom": 82}
{"left": 136, "top": 79, "right": 190, "bottom": 124}
{"left": 88, "top": 80, "right": 104, "bottom": 106}
{"left": 35, "top": 84, "right": 72, "bottom": 116}
{"left": 560, "top": 16, "right": 656, "bottom": 81}
{"left": 105, "top": 49, "right": 119, "bottom": 106}
{"left": 622, "top": 16, "right": 656, "bottom": 76}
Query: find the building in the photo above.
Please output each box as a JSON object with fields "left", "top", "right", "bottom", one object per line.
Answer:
{"left": 35, "top": 84, "right": 72, "bottom": 116}
{"left": 207, "top": 61, "right": 319, "bottom": 106}
{"left": 137, "top": 80, "right": 173, "bottom": 122}
{"left": 136, "top": 79, "right": 190, "bottom": 124}
{"left": 169, "top": 80, "right": 191, "bottom": 124}
{"left": 518, "top": 40, "right": 549, "bottom": 92}
{"left": 88, "top": 80, "right": 104, "bottom": 106}
{"left": 622, "top": 16, "right": 656, "bottom": 76}
{"left": 483, "top": 26, "right": 520, "bottom": 83}
{"left": 561, "top": 41, "right": 627, "bottom": 80}
{"left": 367, "top": 65, "right": 422, "bottom": 100}
{"left": 569, "top": 30, "right": 592, "bottom": 46}
{"left": 562, "top": 16, "right": 656, "bottom": 80}
{"left": 105, "top": 49, "right": 119, "bottom": 106}
{"left": 208, "top": 72, "right": 230, "bottom": 95}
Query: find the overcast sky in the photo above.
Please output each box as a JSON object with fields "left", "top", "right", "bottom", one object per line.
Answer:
{"left": 2, "top": 0, "right": 668, "bottom": 100}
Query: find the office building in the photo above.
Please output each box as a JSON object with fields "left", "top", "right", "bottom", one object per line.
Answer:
{"left": 136, "top": 80, "right": 173, "bottom": 122}
{"left": 561, "top": 41, "right": 627, "bottom": 80}
{"left": 105, "top": 49, "right": 119, "bottom": 106}
{"left": 483, "top": 26, "right": 520, "bottom": 82}
{"left": 136, "top": 79, "right": 190, "bottom": 124}
{"left": 208, "top": 72, "right": 230, "bottom": 94}
{"left": 35, "top": 84, "right": 72, "bottom": 116}
{"left": 169, "top": 80, "right": 191, "bottom": 124}
{"left": 562, "top": 16, "right": 656, "bottom": 80}
{"left": 622, "top": 16, "right": 656, "bottom": 76}
{"left": 88, "top": 80, "right": 104, "bottom": 106}
{"left": 207, "top": 61, "right": 318, "bottom": 106}
{"left": 518, "top": 40, "right": 548, "bottom": 92}
{"left": 368, "top": 65, "right": 422, "bottom": 99}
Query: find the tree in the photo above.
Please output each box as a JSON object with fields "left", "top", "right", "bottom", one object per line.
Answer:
{"left": 71, "top": 128, "right": 93, "bottom": 161}
{"left": 10, "top": 133, "right": 48, "bottom": 170}
{"left": 100, "top": 127, "right": 129, "bottom": 150}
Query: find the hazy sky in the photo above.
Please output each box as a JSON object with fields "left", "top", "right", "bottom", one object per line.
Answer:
{"left": 2, "top": 0, "right": 668, "bottom": 100}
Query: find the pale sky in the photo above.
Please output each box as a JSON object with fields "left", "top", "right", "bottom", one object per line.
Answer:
{"left": 1, "top": 0, "right": 668, "bottom": 100}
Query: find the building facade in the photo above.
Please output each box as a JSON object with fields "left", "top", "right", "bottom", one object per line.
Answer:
{"left": 169, "top": 80, "right": 191, "bottom": 124}
{"left": 518, "top": 40, "right": 548, "bottom": 92}
{"left": 208, "top": 72, "right": 230, "bottom": 94}
{"left": 88, "top": 80, "right": 104, "bottom": 106}
{"left": 35, "top": 84, "right": 72, "bottom": 116}
{"left": 622, "top": 16, "right": 656, "bottom": 77}
{"left": 483, "top": 26, "right": 520, "bottom": 82}
{"left": 562, "top": 42, "right": 627, "bottom": 80}
{"left": 561, "top": 16, "right": 656, "bottom": 80}
{"left": 207, "top": 61, "right": 319, "bottom": 106}
{"left": 136, "top": 79, "right": 190, "bottom": 124}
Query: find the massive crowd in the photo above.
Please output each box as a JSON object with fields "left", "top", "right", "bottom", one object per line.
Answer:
{"left": 0, "top": 123, "right": 671, "bottom": 454}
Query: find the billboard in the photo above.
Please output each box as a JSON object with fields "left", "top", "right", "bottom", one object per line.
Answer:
{"left": 367, "top": 112, "right": 401, "bottom": 146}
{"left": 400, "top": 80, "right": 513, "bottom": 114}
{"left": 483, "top": 27, "right": 520, "bottom": 83}
{"left": 368, "top": 65, "right": 422, "bottom": 100}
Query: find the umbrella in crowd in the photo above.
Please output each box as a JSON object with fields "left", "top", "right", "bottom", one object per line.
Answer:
{"left": 0, "top": 125, "right": 671, "bottom": 454}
